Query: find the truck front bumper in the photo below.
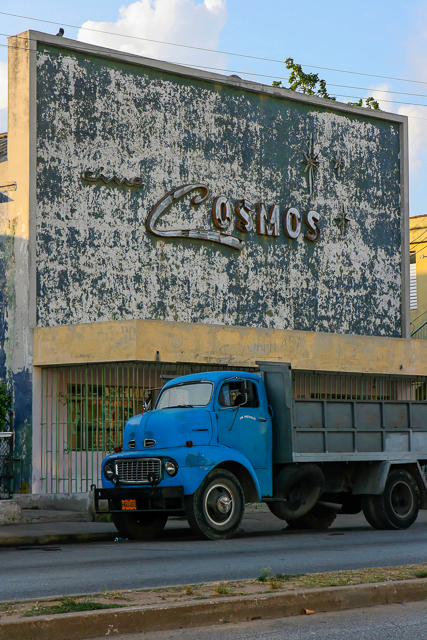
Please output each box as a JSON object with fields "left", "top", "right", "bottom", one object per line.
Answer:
{"left": 94, "top": 485, "right": 185, "bottom": 514}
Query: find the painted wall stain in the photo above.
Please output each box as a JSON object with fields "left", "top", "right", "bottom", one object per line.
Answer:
{"left": 35, "top": 45, "right": 402, "bottom": 338}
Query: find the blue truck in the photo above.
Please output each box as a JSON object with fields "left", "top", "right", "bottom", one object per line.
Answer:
{"left": 95, "top": 362, "right": 427, "bottom": 540}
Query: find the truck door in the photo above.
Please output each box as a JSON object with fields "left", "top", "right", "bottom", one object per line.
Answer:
{"left": 216, "top": 378, "right": 269, "bottom": 469}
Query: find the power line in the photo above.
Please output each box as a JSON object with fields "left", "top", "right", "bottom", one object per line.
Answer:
{"left": 3, "top": 34, "right": 427, "bottom": 108}
{"left": 182, "top": 62, "right": 427, "bottom": 100}
{"left": 3, "top": 37, "right": 427, "bottom": 120}
{"left": 1, "top": 9, "right": 427, "bottom": 88}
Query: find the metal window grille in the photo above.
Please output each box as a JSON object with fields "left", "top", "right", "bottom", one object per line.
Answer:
{"left": 0, "top": 433, "right": 13, "bottom": 499}
{"left": 292, "top": 371, "right": 427, "bottom": 401}
{"left": 40, "top": 361, "right": 255, "bottom": 494}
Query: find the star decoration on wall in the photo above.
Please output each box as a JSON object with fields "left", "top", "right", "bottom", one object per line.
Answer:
{"left": 334, "top": 204, "right": 351, "bottom": 236}
{"left": 302, "top": 133, "right": 319, "bottom": 198}
{"left": 332, "top": 151, "right": 344, "bottom": 178}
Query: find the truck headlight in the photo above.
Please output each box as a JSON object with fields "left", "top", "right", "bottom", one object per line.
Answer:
{"left": 165, "top": 459, "right": 178, "bottom": 477}
{"left": 104, "top": 462, "right": 115, "bottom": 480}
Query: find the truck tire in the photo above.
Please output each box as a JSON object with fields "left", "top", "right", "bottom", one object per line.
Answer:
{"left": 286, "top": 503, "right": 338, "bottom": 530}
{"left": 268, "top": 464, "right": 324, "bottom": 522}
{"left": 361, "top": 495, "right": 386, "bottom": 529}
{"left": 185, "top": 469, "right": 244, "bottom": 540}
{"left": 362, "top": 469, "right": 420, "bottom": 530}
{"left": 111, "top": 512, "right": 168, "bottom": 540}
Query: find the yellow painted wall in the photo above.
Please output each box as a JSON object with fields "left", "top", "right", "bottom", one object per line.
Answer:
{"left": 34, "top": 318, "right": 427, "bottom": 376}
{"left": 410, "top": 215, "right": 427, "bottom": 334}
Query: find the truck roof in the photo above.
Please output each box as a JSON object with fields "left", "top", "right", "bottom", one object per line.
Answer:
{"left": 162, "top": 370, "right": 261, "bottom": 388}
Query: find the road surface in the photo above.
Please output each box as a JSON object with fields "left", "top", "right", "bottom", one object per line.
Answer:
{"left": 1, "top": 510, "right": 426, "bottom": 601}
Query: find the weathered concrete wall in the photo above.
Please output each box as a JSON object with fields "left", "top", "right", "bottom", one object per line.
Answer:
{"left": 0, "top": 33, "right": 35, "bottom": 491}
{"left": 33, "top": 318, "right": 427, "bottom": 376}
{"left": 35, "top": 42, "right": 403, "bottom": 338}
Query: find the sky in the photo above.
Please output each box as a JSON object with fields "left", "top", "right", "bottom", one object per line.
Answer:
{"left": 0, "top": 0, "right": 427, "bottom": 215}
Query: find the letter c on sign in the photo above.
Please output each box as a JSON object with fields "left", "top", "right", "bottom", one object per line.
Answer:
{"left": 284, "top": 207, "right": 301, "bottom": 239}
{"left": 212, "top": 196, "right": 232, "bottom": 230}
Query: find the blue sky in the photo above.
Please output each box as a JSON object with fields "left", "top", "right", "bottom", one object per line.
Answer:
{"left": 1, "top": 0, "right": 427, "bottom": 215}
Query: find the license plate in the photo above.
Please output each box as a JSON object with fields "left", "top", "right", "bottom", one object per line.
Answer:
{"left": 121, "top": 498, "right": 137, "bottom": 511}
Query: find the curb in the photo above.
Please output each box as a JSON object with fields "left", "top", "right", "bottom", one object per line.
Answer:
{"left": 1, "top": 578, "right": 426, "bottom": 640}
{"left": 0, "top": 532, "right": 116, "bottom": 548}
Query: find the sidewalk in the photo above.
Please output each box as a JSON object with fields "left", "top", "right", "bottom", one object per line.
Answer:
{"left": 0, "top": 503, "right": 271, "bottom": 547}
{"left": 0, "top": 512, "right": 118, "bottom": 547}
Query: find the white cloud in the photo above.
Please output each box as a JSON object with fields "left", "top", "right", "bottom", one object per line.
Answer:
{"left": 366, "top": 83, "right": 393, "bottom": 108}
{"left": 366, "top": 82, "right": 427, "bottom": 182}
{"left": 398, "top": 105, "right": 427, "bottom": 173}
{"left": 77, "top": 0, "right": 228, "bottom": 70}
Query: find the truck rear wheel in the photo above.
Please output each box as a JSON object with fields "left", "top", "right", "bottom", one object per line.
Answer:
{"left": 286, "top": 503, "right": 338, "bottom": 530}
{"left": 268, "top": 464, "right": 324, "bottom": 522}
{"left": 362, "top": 469, "right": 420, "bottom": 530}
{"left": 361, "top": 495, "right": 385, "bottom": 529}
{"left": 185, "top": 469, "right": 244, "bottom": 540}
{"left": 112, "top": 512, "right": 168, "bottom": 540}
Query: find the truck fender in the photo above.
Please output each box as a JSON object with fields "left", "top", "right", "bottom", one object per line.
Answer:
{"left": 212, "top": 460, "right": 262, "bottom": 503}
{"left": 353, "top": 461, "right": 427, "bottom": 508}
{"left": 352, "top": 461, "right": 391, "bottom": 495}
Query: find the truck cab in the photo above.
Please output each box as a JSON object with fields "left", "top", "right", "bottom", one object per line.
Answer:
{"left": 97, "top": 371, "right": 272, "bottom": 540}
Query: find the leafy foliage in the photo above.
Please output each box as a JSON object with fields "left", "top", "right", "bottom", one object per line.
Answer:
{"left": 273, "top": 58, "right": 380, "bottom": 109}
{"left": 0, "top": 382, "right": 12, "bottom": 432}
{"left": 347, "top": 96, "right": 380, "bottom": 110}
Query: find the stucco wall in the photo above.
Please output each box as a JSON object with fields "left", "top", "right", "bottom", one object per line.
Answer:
{"left": 35, "top": 44, "right": 402, "bottom": 337}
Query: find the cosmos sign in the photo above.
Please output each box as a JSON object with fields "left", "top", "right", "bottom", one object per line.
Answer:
{"left": 146, "top": 183, "right": 320, "bottom": 251}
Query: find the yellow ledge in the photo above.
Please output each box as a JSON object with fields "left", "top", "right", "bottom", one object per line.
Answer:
{"left": 33, "top": 319, "right": 427, "bottom": 376}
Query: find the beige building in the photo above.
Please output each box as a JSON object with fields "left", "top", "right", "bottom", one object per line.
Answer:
{"left": 410, "top": 215, "right": 427, "bottom": 338}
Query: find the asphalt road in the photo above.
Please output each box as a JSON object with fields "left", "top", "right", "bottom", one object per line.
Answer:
{"left": 96, "top": 601, "right": 427, "bottom": 640}
{"left": 1, "top": 510, "right": 426, "bottom": 601}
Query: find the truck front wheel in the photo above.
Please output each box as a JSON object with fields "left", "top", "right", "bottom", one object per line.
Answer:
{"left": 185, "top": 469, "right": 245, "bottom": 540}
{"left": 111, "top": 512, "right": 168, "bottom": 540}
{"left": 362, "top": 469, "right": 420, "bottom": 530}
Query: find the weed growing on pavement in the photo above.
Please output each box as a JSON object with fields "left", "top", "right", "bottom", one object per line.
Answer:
{"left": 268, "top": 577, "right": 280, "bottom": 590}
{"left": 184, "top": 585, "right": 193, "bottom": 596}
{"left": 22, "top": 596, "right": 123, "bottom": 617}
{"left": 257, "top": 567, "right": 271, "bottom": 582}
{"left": 214, "top": 584, "right": 232, "bottom": 595}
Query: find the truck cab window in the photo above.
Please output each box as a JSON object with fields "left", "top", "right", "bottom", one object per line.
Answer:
{"left": 218, "top": 380, "right": 259, "bottom": 408}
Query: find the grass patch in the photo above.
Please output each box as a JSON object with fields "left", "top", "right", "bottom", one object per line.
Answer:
{"left": 415, "top": 569, "right": 427, "bottom": 579}
{"left": 22, "top": 596, "right": 123, "bottom": 617}
{"left": 258, "top": 563, "right": 427, "bottom": 591}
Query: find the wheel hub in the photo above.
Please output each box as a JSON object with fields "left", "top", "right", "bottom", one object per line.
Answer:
{"left": 204, "top": 484, "right": 235, "bottom": 526}
{"left": 217, "top": 495, "right": 232, "bottom": 513}
{"left": 390, "top": 481, "right": 413, "bottom": 517}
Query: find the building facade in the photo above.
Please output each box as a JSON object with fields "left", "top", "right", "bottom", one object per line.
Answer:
{"left": 410, "top": 215, "right": 427, "bottom": 337}
{"left": 1, "top": 30, "right": 424, "bottom": 495}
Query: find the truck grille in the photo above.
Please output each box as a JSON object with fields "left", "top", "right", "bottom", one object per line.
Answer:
{"left": 116, "top": 458, "right": 161, "bottom": 484}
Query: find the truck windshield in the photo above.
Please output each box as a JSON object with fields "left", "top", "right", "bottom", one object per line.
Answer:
{"left": 156, "top": 382, "right": 213, "bottom": 409}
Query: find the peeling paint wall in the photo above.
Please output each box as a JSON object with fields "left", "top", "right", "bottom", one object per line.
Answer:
{"left": 0, "top": 33, "right": 35, "bottom": 492}
{"left": 35, "top": 45, "right": 402, "bottom": 338}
